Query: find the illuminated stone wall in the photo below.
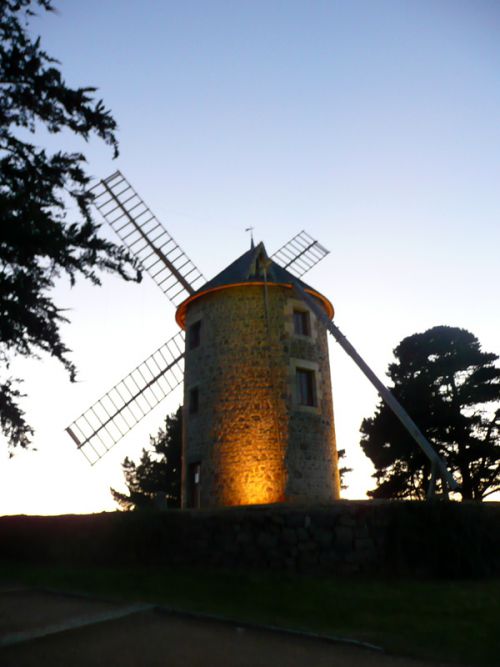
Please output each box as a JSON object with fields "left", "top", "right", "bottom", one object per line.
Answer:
{"left": 182, "top": 283, "right": 340, "bottom": 508}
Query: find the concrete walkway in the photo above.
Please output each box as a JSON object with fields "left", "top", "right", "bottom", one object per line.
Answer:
{"left": 0, "top": 587, "right": 461, "bottom": 667}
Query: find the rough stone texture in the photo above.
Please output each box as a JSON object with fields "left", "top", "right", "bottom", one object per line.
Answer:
{"left": 182, "top": 284, "right": 340, "bottom": 508}
{"left": 2, "top": 501, "right": 499, "bottom": 578}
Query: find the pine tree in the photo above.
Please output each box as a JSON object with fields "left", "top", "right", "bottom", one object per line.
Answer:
{"left": 1, "top": 1, "right": 140, "bottom": 451}
{"left": 361, "top": 326, "right": 500, "bottom": 500}
{"left": 111, "top": 409, "right": 182, "bottom": 510}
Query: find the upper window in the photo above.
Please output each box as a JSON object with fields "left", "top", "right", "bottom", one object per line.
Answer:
{"left": 188, "top": 320, "right": 201, "bottom": 349}
{"left": 293, "top": 310, "right": 310, "bottom": 336}
{"left": 296, "top": 368, "right": 316, "bottom": 407}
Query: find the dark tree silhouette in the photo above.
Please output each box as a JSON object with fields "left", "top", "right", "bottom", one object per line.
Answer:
{"left": 0, "top": 0, "right": 139, "bottom": 451}
{"left": 361, "top": 326, "right": 500, "bottom": 501}
{"left": 111, "top": 408, "right": 183, "bottom": 510}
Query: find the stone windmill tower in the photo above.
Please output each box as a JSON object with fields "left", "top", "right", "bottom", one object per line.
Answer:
{"left": 176, "top": 241, "right": 340, "bottom": 507}
{"left": 67, "top": 172, "right": 458, "bottom": 504}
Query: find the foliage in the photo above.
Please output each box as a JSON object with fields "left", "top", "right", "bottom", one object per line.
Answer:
{"left": 337, "top": 448, "right": 351, "bottom": 490}
{"left": 111, "top": 408, "right": 182, "bottom": 510}
{"left": 361, "top": 326, "right": 500, "bottom": 500}
{"left": 0, "top": 0, "right": 140, "bottom": 451}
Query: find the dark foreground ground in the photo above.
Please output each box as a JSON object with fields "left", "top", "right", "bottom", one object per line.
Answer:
{"left": 0, "top": 587, "right": 462, "bottom": 667}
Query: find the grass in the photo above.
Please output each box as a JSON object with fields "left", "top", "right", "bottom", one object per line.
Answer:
{"left": 2, "top": 562, "right": 499, "bottom": 666}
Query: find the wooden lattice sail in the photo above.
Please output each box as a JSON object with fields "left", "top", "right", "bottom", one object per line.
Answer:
{"left": 66, "top": 332, "right": 184, "bottom": 464}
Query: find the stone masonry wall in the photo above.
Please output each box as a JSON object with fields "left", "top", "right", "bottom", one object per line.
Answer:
{"left": 183, "top": 284, "right": 339, "bottom": 508}
{"left": 2, "top": 501, "right": 499, "bottom": 578}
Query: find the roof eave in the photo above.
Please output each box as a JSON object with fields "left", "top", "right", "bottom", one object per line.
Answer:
{"left": 175, "top": 281, "right": 334, "bottom": 329}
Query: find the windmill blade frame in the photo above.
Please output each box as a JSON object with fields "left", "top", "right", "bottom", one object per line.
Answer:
{"left": 90, "top": 171, "right": 205, "bottom": 306}
{"left": 293, "top": 281, "right": 459, "bottom": 497}
{"left": 66, "top": 331, "right": 185, "bottom": 465}
{"left": 272, "top": 230, "right": 330, "bottom": 277}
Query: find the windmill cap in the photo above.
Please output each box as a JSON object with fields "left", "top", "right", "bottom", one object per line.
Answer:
{"left": 175, "top": 242, "right": 334, "bottom": 329}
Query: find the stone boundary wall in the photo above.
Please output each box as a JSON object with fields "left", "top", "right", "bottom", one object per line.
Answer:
{"left": 1, "top": 501, "right": 499, "bottom": 578}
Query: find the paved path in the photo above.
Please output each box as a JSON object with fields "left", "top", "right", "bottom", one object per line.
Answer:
{"left": 0, "top": 588, "right": 461, "bottom": 667}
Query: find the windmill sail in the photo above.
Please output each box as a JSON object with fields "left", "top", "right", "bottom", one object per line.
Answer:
{"left": 272, "top": 230, "right": 329, "bottom": 277}
{"left": 66, "top": 332, "right": 185, "bottom": 465}
{"left": 293, "top": 281, "right": 459, "bottom": 497}
{"left": 90, "top": 171, "right": 205, "bottom": 306}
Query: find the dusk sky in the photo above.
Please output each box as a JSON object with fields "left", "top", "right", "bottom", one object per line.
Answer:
{"left": 1, "top": 1, "right": 499, "bottom": 514}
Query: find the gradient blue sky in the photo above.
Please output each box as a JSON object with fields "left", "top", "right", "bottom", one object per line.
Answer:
{"left": 1, "top": 1, "right": 499, "bottom": 514}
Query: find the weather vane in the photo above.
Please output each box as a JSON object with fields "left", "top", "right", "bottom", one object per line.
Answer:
{"left": 245, "top": 226, "right": 255, "bottom": 248}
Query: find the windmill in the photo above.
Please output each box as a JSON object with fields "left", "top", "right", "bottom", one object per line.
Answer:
{"left": 66, "top": 171, "right": 458, "bottom": 506}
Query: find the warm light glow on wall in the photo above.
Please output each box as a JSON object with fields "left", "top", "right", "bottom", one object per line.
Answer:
{"left": 214, "top": 414, "right": 286, "bottom": 507}
{"left": 230, "top": 450, "right": 284, "bottom": 506}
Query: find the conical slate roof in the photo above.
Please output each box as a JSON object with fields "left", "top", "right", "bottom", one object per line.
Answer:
{"left": 195, "top": 242, "right": 313, "bottom": 293}
{"left": 175, "top": 241, "right": 333, "bottom": 328}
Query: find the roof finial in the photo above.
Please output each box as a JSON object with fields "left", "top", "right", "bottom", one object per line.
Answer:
{"left": 245, "top": 227, "right": 255, "bottom": 249}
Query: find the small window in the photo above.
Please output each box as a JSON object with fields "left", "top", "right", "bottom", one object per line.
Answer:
{"left": 189, "top": 387, "right": 199, "bottom": 414}
{"left": 293, "top": 310, "right": 310, "bottom": 336}
{"left": 296, "top": 368, "right": 316, "bottom": 406}
{"left": 188, "top": 321, "right": 201, "bottom": 349}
